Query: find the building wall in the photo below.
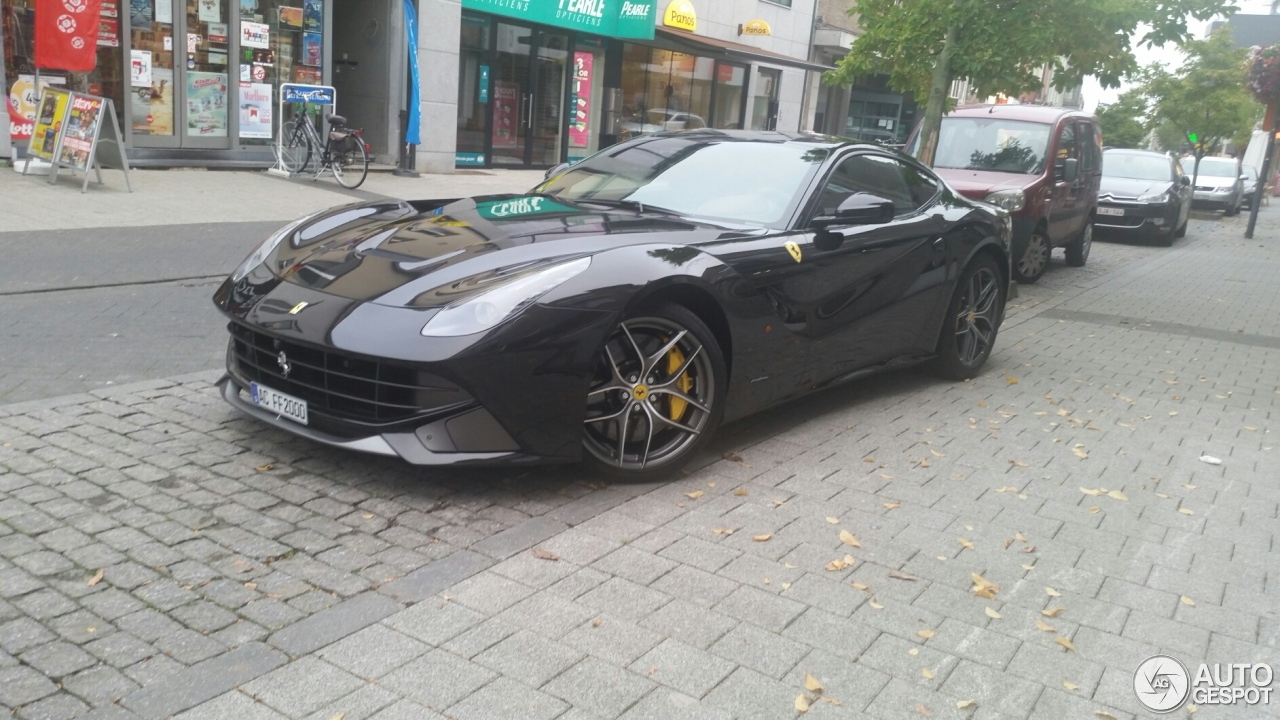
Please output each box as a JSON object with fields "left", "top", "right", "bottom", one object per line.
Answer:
{"left": 815, "top": 0, "right": 858, "bottom": 34}
{"left": 417, "top": 0, "right": 462, "bottom": 173}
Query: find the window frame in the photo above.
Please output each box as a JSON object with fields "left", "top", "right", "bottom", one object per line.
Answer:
{"left": 797, "top": 148, "right": 943, "bottom": 229}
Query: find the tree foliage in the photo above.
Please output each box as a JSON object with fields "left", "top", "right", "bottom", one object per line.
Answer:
{"left": 1145, "top": 30, "right": 1258, "bottom": 184}
{"left": 829, "top": 0, "right": 1236, "bottom": 165}
{"left": 1097, "top": 90, "right": 1150, "bottom": 149}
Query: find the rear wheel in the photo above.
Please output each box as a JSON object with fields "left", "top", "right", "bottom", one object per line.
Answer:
{"left": 582, "top": 304, "right": 726, "bottom": 480}
{"left": 332, "top": 139, "right": 369, "bottom": 189}
{"left": 1175, "top": 213, "right": 1188, "bottom": 238}
{"left": 1065, "top": 222, "right": 1092, "bottom": 267}
{"left": 932, "top": 256, "right": 1004, "bottom": 380}
{"left": 1012, "top": 229, "right": 1050, "bottom": 283}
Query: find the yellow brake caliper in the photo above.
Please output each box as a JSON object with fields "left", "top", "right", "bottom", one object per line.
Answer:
{"left": 665, "top": 345, "right": 693, "bottom": 420}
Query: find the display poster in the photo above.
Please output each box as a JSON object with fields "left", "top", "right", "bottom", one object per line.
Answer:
{"left": 238, "top": 82, "right": 272, "bottom": 138}
{"left": 240, "top": 64, "right": 251, "bottom": 81}
{"left": 8, "top": 95, "right": 33, "bottom": 142}
{"left": 207, "top": 21, "right": 228, "bottom": 42}
{"left": 155, "top": 0, "right": 171, "bottom": 22}
{"left": 241, "top": 20, "right": 269, "bottom": 48}
{"left": 29, "top": 89, "right": 71, "bottom": 160}
{"left": 186, "top": 72, "right": 228, "bottom": 136}
{"left": 130, "top": 50, "right": 152, "bottom": 87}
{"left": 129, "top": 0, "right": 151, "bottom": 26}
{"left": 163, "top": 35, "right": 172, "bottom": 50}
{"left": 57, "top": 95, "right": 106, "bottom": 171}
{"left": 303, "top": 0, "right": 321, "bottom": 31}
{"left": 239, "top": 0, "right": 256, "bottom": 14}
{"left": 197, "top": 0, "right": 221, "bottom": 22}
{"left": 9, "top": 76, "right": 68, "bottom": 142}
{"left": 187, "top": 33, "right": 199, "bottom": 53}
{"left": 491, "top": 81, "right": 518, "bottom": 148}
{"left": 100, "top": 0, "right": 118, "bottom": 16}
{"left": 131, "top": 68, "right": 174, "bottom": 135}
{"left": 301, "top": 33, "right": 321, "bottom": 66}
{"left": 569, "top": 52, "right": 593, "bottom": 148}
{"left": 98, "top": 16, "right": 119, "bottom": 46}
{"left": 295, "top": 67, "right": 321, "bottom": 83}
{"left": 278, "top": 6, "right": 302, "bottom": 28}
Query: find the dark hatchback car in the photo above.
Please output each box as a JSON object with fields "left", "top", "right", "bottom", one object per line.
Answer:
{"left": 907, "top": 105, "right": 1102, "bottom": 284}
{"left": 1095, "top": 149, "right": 1191, "bottom": 246}
{"left": 213, "top": 131, "right": 1010, "bottom": 479}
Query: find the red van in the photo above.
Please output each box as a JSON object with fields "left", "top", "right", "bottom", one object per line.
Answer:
{"left": 906, "top": 105, "right": 1102, "bottom": 283}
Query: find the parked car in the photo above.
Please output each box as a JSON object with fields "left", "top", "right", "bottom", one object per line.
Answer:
{"left": 906, "top": 105, "right": 1102, "bottom": 284}
{"left": 1095, "top": 149, "right": 1191, "bottom": 246}
{"left": 1241, "top": 164, "right": 1260, "bottom": 206}
{"left": 213, "top": 130, "right": 1010, "bottom": 479}
{"left": 620, "top": 109, "right": 706, "bottom": 138}
{"left": 1181, "top": 156, "right": 1244, "bottom": 215}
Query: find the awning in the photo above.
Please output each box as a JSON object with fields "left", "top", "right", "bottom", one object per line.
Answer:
{"left": 654, "top": 27, "right": 835, "bottom": 73}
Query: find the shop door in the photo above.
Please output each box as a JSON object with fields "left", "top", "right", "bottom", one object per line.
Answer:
{"left": 332, "top": 0, "right": 392, "bottom": 162}
{"left": 178, "top": 0, "right": 232, "bottom": 146}
{"left": 491, "top": 22, "right": 567, "bottom": 167}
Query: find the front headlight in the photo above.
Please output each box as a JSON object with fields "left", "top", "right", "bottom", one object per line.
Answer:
{"left": 231, "top": 213, "right": 317, "bottom": 281}
{"left": 1137, "top": 191, "right": 1172, "bottom": 203}
{"left": 1212, "top": 186, "right": 1231, "bottom": 194}
{"left": 984, "top": 189, "right": 1025, "bottom": 213}
{"left": 421, "top": 257, "right": 591, "bottom": 337}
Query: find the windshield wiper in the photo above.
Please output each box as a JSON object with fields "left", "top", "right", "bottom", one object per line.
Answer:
{"left": 570, "top": 197, "right": 680, "bottom": 216}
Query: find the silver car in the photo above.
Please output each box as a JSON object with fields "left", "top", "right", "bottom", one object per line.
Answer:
{"left": 1180, "top": 156, "right": 1244, "bottom": 215}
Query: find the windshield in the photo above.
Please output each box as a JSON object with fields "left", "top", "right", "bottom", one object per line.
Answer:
{"left": 535, "top": 135, "right": 829, "bottom": 226}
{"left": 917, "top": 117, "right": 1052, "bottom": 174}
{"left": 1182, "top": 158, "right": 1238, "bottom": 178}
{"left": 1103, "top": 153, "right": 1171, "bottom": 182}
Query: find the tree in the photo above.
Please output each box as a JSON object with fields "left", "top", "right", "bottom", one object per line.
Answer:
{"left": 1145, "top": 30, "right": 1258, "bottom": 191}
{"left": 828, "top": 0, "right": 1234, "bottom": 167}
{"left": 1097, "top": 90, "right": 1150, "bottom": 149}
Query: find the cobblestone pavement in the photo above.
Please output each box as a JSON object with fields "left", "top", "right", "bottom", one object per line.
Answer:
{"left": 1, "top": 208, "right": 1278, "bottom": 720}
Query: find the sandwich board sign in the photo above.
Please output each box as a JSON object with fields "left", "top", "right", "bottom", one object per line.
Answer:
{"left": 22, "top": 89, "right": 133, "bottom": 193}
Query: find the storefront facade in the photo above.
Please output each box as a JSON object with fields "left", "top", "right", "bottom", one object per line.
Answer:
{"left": 423, "top": 0, "right": 825, "bottom": 172}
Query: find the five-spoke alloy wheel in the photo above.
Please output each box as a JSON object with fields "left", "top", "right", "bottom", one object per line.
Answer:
{"left": 932, "top": 256, "right": 1005, "bottom": 380}
{"left": 583, "top": 304, "right": 724, "bottom": 478}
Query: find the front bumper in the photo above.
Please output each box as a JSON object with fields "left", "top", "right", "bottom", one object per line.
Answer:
{"left": 1095, "top": 201, "right": 1178, "bottom": 237}
{"left": 1191, "top": 189, "right": 1237, "bottom": 209}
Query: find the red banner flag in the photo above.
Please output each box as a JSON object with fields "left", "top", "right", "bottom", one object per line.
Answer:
{"left": 35, "top": 0, "right": 102, "bottom": 72}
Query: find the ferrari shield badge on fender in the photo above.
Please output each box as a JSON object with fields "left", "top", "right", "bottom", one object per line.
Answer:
{"left": 288, "top": 302, "right": 309, "bottom": 315}
{"left": 785, "top": 241, "right": 802, "bottom": 263}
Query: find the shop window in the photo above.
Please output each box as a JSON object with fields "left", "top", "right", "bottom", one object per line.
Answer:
{"left": 568, "top": 38, "right": 604, "bottom": 162}
{"left": 456, "top": 13, "right": 489, "bottom": 159}
{"left": 619, "top": 43, "right": 745, "bottom": 141}
{"left": 712, "top": 62, "right": 744, "bottom": 129}
{"left": 4, "top": 0, "right": 127, "bottom": 140}
{"left": 845, "top": 92, "right": 901, "bottom": 144}
{"left": 240, "top": 0, "right": 320, "bottom": 144}
{"left": 749, "top": 67, "right": 778, "bottom": 130}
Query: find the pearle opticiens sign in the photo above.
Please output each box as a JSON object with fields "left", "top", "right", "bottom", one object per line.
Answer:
{"left": 461, "top": 0, "right": 657, "bottom": 39}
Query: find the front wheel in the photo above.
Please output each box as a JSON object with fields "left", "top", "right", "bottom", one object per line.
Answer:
{"left": 1065, "top": 222, "right": 1092, "bottom": 267}
{"left": 1012, "top": 229, "right": 1050, "bottom": 283}
{"left": 582, "top": 304, "right": 726, "bottom": 480}
{"left": 931, "top": 256, "right": 1005, "bottom": 380}
{"left": 274, "top": 118, "right": 312, "bottom": 175}
{"left": 332, "top": 139, "right": 369, "bottom": 189}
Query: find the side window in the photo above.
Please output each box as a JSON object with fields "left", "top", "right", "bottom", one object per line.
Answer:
{"left": 1055, "top": 123, "right": 1077, "bottom": 163}
{"left": 1080, "top": 123, "right": 1101, "bottom": 172}
{"left": 815, "top": 154, "right": 937, "bottom": 218}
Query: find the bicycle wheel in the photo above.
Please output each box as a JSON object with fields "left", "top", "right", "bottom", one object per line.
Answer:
{"left": 331, "top": 138, "right": 369, "bottom": 189}
{"left": 274, "top": 117, "right": 312, "bottom": 175}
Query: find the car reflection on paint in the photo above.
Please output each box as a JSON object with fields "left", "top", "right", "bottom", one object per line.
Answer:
{"left": 213, "top": 129, "right": 1011, "bottom": 479}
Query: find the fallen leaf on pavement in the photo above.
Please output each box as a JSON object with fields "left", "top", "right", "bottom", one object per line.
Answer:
{"left": 839, "top": 530, "right": 861, "bottom": 547}
{"left": 852, "top": 582, "right": 869, "bottom": 590}
{"left": 256, "top": 463, "right": 274, "bottom": 471}
{"left": 723, "top": 451, "right": 745, "bottom": 463}
{"left": 1183, "top": 483, "right": 1197, "bottom": 489}
{"left": 958, "top": 538, "right": 974, "bottom": 550}
{"left": 869, "top": 597, "right": 884, "bottom": 609}
{"left": 782, "top": 582, "right": 792, "bottom": 589}
{"left": 971, "top": 573, "right": 1000, "bottom": 598}
{"left": 917, "top": 629, "right": 935, "bottom": 639}
{"left": 956, "top": 699, "right": 975, "bottom": 709}
{"left": 826, "top": 557, "right": 851, "bottom": 571}
{"left": 1055, "top": 636, "right": 1077, "bottom": 652}
{"left": 1198, "top": 455, "right": 1221, "bottom": 465}
{"left": 1023, "top": 545, "right": 1036, "bottom": 553}
{"left": 889, "top": 571, "right": 918, "bottom": 581}
{"left": 752, "top": 534, "right": 772, "bottom": 542}
{"left": 733, "top": 489, "right": 749, "bottom": 496}
{"left": 1063, "top": 681, "right": 1078, "bottom": 691}
{"left": 931, "top": 449, "right": 945, "bottom": 457}
{"left": 880, "top": 473, "right": 894, "bottom": 479}
{"left": 921, "top": 667, "right": 934, "bottom": 679}
{"left": 1179, "top": 507, "right": 1194, "bottom": 515}
{"left": 883, "top": 502, "right": 901, "bottom": 510}
{"left": 1010, "top": 460, "right": 1029, "bottom": 467}
{"left": 826, "top": 516, "right": 839, "bottom": 524}
{"left": 712, "top": 528, "right": 735, "bottom": 535}
{"left": 593, "top": 618, "right": 602, "bottom": 627}
{"left": 87, "top": 569, "right": 104, "bottom": 587}
{"left": 1046, "top": 587, "right": 1061, "bottom": 597}
{"left": 1036, "top": 619, "right": 1055, "bottom": 632}
{"left": 863, "top": 456, "right": 876, "bottom": 463}
{"left": 684, "top": 491, "right": 704, "bottom": 499}
{"left": 1007, "top": 376, "right": 1019, "bottom": 385}
{"left": 1042, "top": 607, "right": 1064, "bottom": 617}
{"left": 915, "top": 704, "right": 932, "bottom": 717}
{"left": 1181, "top": 595, "right": 1195, "bottom": 606}
{"left": 1072, "top": 447, "right": 1089, "bottom": 459}
{"left": 795, "top": 694, "right": 810, "bottom": 713}
{"left": 1156, "top": 492, "right": 1170, "bottom": 499}
{"left": 1088, "top": 506, "right": 1100, "bottom": 514}
{"left": 328, "top": 714, "right": 345, "bottom": 720}
{"left": 805, "top": 670, "right": 824, "bottom": 693}
{"left": 1080, "top": 487, "right": 1101, "bottom": 496}
{"left": 1094, "top": 712, "right": 1119, "bottom": 720}
{"left": 532, "top": 548, "right": 559, "bottom": 561}
{"left": 1106, "top": 490, "right": 1127, "bottom": 501}
{"left": 1022, "top": 563, "right": 1036, "bottom": 570}
{"left": 1015, "top": 532, "right": 1026, "bottom": 542}
{"left": 985, "top": 607, "right": 1002, "bottom": 619}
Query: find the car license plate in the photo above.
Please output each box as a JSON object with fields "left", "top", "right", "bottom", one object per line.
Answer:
{"left": 1098, "top": 207, "right": 1124, "bottom": 217}
{"left": 250, "top": 382, "right": 308, "bottom": 425}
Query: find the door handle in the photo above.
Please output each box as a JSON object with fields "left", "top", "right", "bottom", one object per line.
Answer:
{"left": 932, "top": 237, "right": 946, "bottom": 250}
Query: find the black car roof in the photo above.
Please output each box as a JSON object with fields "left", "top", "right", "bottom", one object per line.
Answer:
{"left": 650, "top": 128, "right": 881, "bottom": 152}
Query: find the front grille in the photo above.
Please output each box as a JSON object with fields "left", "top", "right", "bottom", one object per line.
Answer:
{"left": 1096, "top": 214, "right": 1145, "bottom": 227}
{"left": 229, "top": 323, "right": 469, "bottom": 424}
{"left": 1194, "top": 186, "right": 1217, "bottom": 192}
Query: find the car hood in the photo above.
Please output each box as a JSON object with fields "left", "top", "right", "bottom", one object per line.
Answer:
{"left": 1099, "top": 177, "right": 1171, "bottom": 199}
{"left": 931, "top": 168, "right": 1034, "bottom": 200}
{"left": 251, "top": 196, "right": 753, "bottom": 309}
{"left": 1190, "top": 175, "right": 1236, "bottom": 188}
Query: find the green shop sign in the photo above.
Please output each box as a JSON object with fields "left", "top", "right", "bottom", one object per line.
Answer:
{"left": 462, "top": 0, "right": 656, "bottom": 39}
{"left": 474, "top": 196, "right": 578, "bottom": 219}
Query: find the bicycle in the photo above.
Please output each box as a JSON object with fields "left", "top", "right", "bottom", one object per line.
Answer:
{"left": 274, "top": 111, "right": 369, "bottom": 189}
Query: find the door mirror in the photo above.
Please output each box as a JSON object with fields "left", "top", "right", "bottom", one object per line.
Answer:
{"left": 1059, "top": 157, "right": 1079, "bottom": 182}
{"left": 1240, "top": 174, "right": 1249, "bottom": 181}
{"left": 811, "top": 192, "right": 895, "bottom": 228}
{"left": 1180, "top": 175, "right": 1192, "bottom": 187}
{"left": 545, "top": 162, "right": 571, "bottom": 180}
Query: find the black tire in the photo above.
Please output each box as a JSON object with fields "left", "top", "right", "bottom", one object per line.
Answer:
{"left": 1012, "top": 229, "right": 1050, "bottom": 283}
{"left": 931, "top": 255, "right": 1005, "bottom": 380}
{"left": 332, "top": 139, "right": 369, "bottom": 189}
{"left": 1157, "top": 227, "right": 1175, "bottom": 247}
{"left": 581, "top": 303, "right": 727, "bottom": 481}
{"left": 1065, "top": 222, "right": 1092, "bottom": 267}
{"left": 1225, "top": 196, "right": 1239, "bottom": 216}
{"left": 274, "top": 118, "right": 311, "bottom": 175}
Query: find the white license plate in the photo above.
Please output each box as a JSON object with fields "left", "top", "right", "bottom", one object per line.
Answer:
{"left": 250, "top": 382, "right": 309, "bottom": 425}
{"left": 1098, "top": 207, "right": 1125, "bottom": 217}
